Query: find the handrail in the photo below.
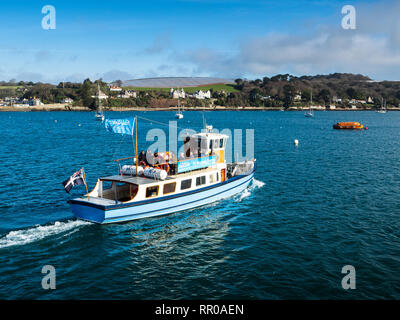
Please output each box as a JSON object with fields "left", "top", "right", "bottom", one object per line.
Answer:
{"left": 113, "top": 156, "right": 136, "bottom": 162}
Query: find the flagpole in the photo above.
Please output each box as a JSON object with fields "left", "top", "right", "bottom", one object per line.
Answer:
{"left": 135, "top": 116, "right": 138, "bottom": 177}
{"left": 82, "top": 167, "right": 89, "bottom": 198}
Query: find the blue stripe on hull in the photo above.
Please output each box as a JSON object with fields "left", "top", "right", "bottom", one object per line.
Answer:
{"left": 72, "top": 173, "right": 254, "bottom": 224}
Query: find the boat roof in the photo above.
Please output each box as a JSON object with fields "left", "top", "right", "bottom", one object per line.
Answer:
{"left": 100, "top": 175, "right": 165, "bottom": 185}
{"left": 101, "top": 167, "right": 220, "bottom": 185}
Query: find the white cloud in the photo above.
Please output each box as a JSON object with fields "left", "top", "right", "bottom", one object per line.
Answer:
{"left": 177, "top": 0, "right": 400, "bottom": 80}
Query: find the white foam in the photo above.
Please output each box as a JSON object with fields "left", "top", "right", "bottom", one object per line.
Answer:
{"left": 234, "top": 178, "right": 265, "bottom": 202}
{"left": 0, "top": 220, "right": 91, "bottom": 249}
{"left": 250, "top": 178, "right": 265, "bottom": 190}
{"left": 237, "top": 189, "right": 251, "bottom": 202}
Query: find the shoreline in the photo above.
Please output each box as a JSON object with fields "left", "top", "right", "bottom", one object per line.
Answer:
{"left": 1, "top": 105, "right": 399, "bottom": 112}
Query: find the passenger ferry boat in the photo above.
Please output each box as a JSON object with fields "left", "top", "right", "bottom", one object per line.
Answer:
{"left": 69, "top": 123, "right": 256, "bottom": 224}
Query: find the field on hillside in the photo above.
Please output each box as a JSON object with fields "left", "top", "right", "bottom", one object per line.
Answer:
{"left": 124, "top": 83, "right": 238, "bottom": 93}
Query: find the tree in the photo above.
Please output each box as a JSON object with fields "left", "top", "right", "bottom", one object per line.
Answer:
{"left": 318, "top": 89, "right": 331, "bottom": 104}
{"left": 283, "top": 84, "right": 295, "bottom": 107}
{"left": 81, "top": 78, "right": 95, "bottom": 109}
{"left": 346, "top": 87, "right": 357, "bottom": 99}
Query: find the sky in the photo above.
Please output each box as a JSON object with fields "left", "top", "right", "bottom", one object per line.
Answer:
{"left": 0, "top": 0, "right": 399, "bottom": 83}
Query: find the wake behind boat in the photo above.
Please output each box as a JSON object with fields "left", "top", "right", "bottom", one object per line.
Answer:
{"left": 67, "top": 118, "right": 256, "bottom": 224}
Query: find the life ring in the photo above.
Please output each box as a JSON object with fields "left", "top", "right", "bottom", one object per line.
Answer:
{"left": 155, "top": 163, "right": 169, "bottom": 173}
{"left": 163, "top": 163, "right": 170, "bottom": 173}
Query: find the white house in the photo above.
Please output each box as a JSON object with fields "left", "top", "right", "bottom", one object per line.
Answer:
{"left": 63, "top": 97, "right": 73, "bottom": 104}
{"left": 92, "top": 90, "right": 108, "bottom": 100}
{"left": 332, "top": 96, "right": 342, "bottom": 103}
{"left": 350, "top": 99, "right": 366, "bottom": 104}
{"left": 118, "top": 90, "right": 137, "bottom": 98}
{"left": 170, "top": 88, "right": 186, "bottom": 99}
{"left": 194, "top": 90, "right": 211, "bottom": 99}
{"left": 29, "top": 98, "right": 44, "bottom": 106}
{"left": 294, "top": 92, "right": 302, "bottom": 101}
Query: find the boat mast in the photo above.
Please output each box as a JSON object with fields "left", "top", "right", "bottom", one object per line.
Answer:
{"left": 135, "top": 116, "right": 138, "bottom": 177}
{"left": 97, "top": 84, "right": 102, "bottom": 113}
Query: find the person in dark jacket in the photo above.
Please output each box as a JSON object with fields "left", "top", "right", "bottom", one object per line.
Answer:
{"left": 138, "top": 150, "right": 147, "bottom": 165}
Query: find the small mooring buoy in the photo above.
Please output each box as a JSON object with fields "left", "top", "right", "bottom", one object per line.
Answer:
{"left": 294, "top": 139, "right": 299, "bottom": 146}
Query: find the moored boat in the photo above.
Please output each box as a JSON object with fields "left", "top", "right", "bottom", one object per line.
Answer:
{"left": 94, "top": 84, "right": 105, "bottom": 121}
{"left": 68, "top": 122, "right": 256, "bottom": 224}
{"left": 333, "top": 122, "right": 364, "bottom": 130}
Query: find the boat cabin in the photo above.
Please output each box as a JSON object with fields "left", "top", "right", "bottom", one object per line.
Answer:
{"left": 185, "top": 132, "right": 228, "bottom": 164}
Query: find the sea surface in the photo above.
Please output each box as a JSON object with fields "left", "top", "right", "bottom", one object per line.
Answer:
{"left": 0, "top": 110, "right": 399, "bottom": 299}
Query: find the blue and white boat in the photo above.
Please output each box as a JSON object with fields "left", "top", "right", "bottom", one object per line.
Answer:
{"left": 68, "top": 127, "right": 256, "bottom": 224}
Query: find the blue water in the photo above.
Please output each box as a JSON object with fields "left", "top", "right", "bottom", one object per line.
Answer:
{"left": 0, "top": 110, "right": 400, "bottom": 299}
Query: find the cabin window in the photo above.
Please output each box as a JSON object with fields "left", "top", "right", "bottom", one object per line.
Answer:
{"left": 163, "top": 182, "right": 176, "bottom": 195}
{"left": 181, "top": 179, "right": 192, "bottom": 190}
{"left": 220, "top": 139, "right": 224, "bottom": 148}
{"left": 213, "top": 139, "right": 219, "bottom": 149}
{"left": 196, "top": 176, "right": 206, "bottom": 186}
{"left": 209, "top": 173, "right": 218, "bottom": 183}
{"left": 146, "top": 186, "right": 159, "bottom": 198}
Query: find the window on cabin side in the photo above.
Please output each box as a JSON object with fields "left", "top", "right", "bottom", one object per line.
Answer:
{"left": 181, "top": 179, "right": 192, "bottom": 190}
{"left": 196, "top": 176, "right": 206, "bottom": 186}
{"left": 220, "top": 138, "right": 224, "bottom": 148}
{"left": 163, "top": 182, "right": 176, "bottom": 195}
{"left": 209, "top": 173, "right": 218, "bottom": 183}
{"left": 146, "top": 186, "right": 159, "bottom": 198}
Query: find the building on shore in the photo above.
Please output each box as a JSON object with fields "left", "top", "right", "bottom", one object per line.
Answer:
{"left": 193, "top": 90, "right": 211, "bottom": 99}
{"left": 29, "top": 98, "right": 44, "bottom": 106}
{"left": 92, "top": 90, "right": 108, "bottom": 100}
{"left": 109, "top": 85, "right": 122, "bottom": 92}
{"left": 117, "top": 90, "right": 137, "bottom": 98}
{"left": 170, "top": 88, "right": 185, "bottom": 99}
{"left": 293, "top": 91, "right": 302, "bottom": 101}
{"left": 332, "top": 96, "right": 342, "bottom": 103}
{"left": 63, "top": 97, "right": 74, "bottom": 104}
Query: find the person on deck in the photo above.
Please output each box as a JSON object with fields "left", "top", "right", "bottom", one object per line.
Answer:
{"left": 138, "top": 150, "right": 147, "bottom": 165}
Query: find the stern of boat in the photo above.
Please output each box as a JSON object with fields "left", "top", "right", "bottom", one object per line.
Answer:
{"left": 69, "top": 198, "right": 107, "bottom": 224}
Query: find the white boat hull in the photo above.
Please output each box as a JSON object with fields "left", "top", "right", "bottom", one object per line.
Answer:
{"left": 70, "top": 171, "right": 254, "bottom": 224}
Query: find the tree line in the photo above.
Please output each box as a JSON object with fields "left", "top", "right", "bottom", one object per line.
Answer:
{"left": 1, "top": 73, "right": 400, "bottom": 109}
